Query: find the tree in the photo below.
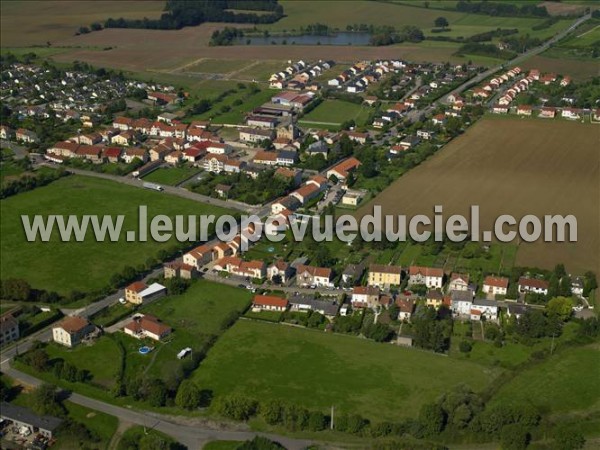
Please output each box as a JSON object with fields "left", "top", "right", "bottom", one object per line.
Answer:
{"left": 260, "top": 400, "right": 283, "bottom": 425}
{"left": 500, "top": 424, "right": 530, "bottom": 450}
{"left": 31, "top": 384, "right": 64, "bottom": 417}
{"left": 215, "top": 394, "right": 258, "bottom": 421}
{"left": 27, "top": 348, "right": 50, "bottom": 371}
{"left": 238, "top": 436, "right": 285, "bottom": 450}
{"left": 419, "top": 403, "right": 446, "bottom": 435}
{"left": 175, "top": 380, "right": 201, "bottom": 410}
{"left": 546, "top": 296, "right": 572, "bottom": 322}
{"left": 434, "top": 17, "right": 449, "bottom": 29}
{"left": 552, "top": 427, "right": 585, "bottom": 450}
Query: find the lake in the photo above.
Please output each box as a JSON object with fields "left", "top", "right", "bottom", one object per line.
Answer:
{"left": 236, "top": 32, "right": 372, "bottom": 46}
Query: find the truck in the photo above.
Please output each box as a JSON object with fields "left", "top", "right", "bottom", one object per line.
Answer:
{"left": 143, "top": 182, "right": 164, "bottom": 192}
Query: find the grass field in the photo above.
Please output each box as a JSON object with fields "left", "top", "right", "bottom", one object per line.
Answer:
{"left": 141, "top": 166, "right": 200, "bottom": 186}
{"left": 0, "top": 175, "right": 232, "bottom": 294}
{"left": 300, "top": 99, "right": 371, "bottom": 127}
{"left": 489, "top": 343, "right": 600, "bottom": 414}
{"left": 192, "top": 320, "right": 503, "bottom": 421}
{"left": 357, "top": 118, "right": 600, "bottom": 275}
{"left": 192, "top": 88, "right": 274, "bottom": 124}
{"left": 182, "top": 58, "right": 255, "bottom": 74}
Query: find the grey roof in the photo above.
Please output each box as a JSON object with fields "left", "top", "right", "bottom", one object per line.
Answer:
{"left": 308, "top": 140, "right": 328, "bottom": 153}
{"left": 0, "top": 402, "right": 63, "bottom": 432}
{"left": 507, "top": 303, "right": 528, "bottom": 315}
{"left": 277, "top": 150, "right": 298, "bottom": 161}
{"left": 289, "top": 295, "right": 339, "bottom": 316}
{"left": 451, "top": 289, "right": 474, "bottom": 302}
{"left": 473, "top": 298, "right": 498, "bottom": 307}
{"left": 343, "top": 263, "right": 365, "bottom": 278}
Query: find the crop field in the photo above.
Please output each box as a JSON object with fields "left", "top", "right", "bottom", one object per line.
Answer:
{"left": 357, "top": 118, "right": 599, "bottom": 275}
{"left": 192, "top": 320, "right": 503, "bottom": 421}
{"left": 0, "top": 0, "right": 165, "bottom": 47}
{"left": 141, "top": 166, "right": 200, "bottom": 186}
{"left": 0, "top": 176, "right": 232, "bottom": 294}
{"left": 489, "top": 343, "right": 600, "bottom": 415}
{"left": 520, "top": 54, "right": 599, "bottom": 81}
{"left": 300, "top": 99, "right": 371, "bottom": 127}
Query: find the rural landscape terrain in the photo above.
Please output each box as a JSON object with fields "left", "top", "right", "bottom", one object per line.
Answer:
{"left": 0, "top": 1, "right": 599, "bottom": 450}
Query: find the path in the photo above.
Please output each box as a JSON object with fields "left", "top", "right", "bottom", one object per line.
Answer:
{"left": 107, "top": 420, "right": 133, "bottom": 450}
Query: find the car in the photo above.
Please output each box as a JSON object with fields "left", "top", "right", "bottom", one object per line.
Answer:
{"left": 246, "top": 285, "right": 254, "bottom": 290}
{"left": 238, "top": 284, "right": 246, "bottom": 288}
{"left": 118, "top": 297, "right": 126, "bottom": 304}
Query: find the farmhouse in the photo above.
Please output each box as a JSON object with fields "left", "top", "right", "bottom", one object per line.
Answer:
{"left": 125, "top": 282, "right": 167, "bottom": 305}
{"left": 518, "top": 277, "right": 549, "bottom": 295}
{"left": 252, "top": 295, "right": 288, "bottom": 312}
{"left": 368, "top": 264, "right": 402, "bottom": 288}
{"left": 52, "top": 316, "right": 95, "bottom": 348}
{"left": 482, "top": 276, "right": 509, "bottom": 297}
{"left": 408, "top": 266, "right": 443, "bottom": 289}
{"left": 124, "top": 314, "right": 172, "bottom": 341}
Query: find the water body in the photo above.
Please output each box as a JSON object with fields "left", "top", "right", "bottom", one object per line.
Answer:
{"left": 236, "top": 32, "right": 372, "bottom": 46}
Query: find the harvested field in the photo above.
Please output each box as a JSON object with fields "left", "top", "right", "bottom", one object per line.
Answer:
{"left": 357, "top": 118, "right": 599, "bottom": 275}
{"left": 0, "top": 0, "right": 164, "bottom": 47}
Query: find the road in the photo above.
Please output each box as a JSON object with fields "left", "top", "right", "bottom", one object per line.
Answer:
{"left": 443, "top": 12, "right": 592, "bottom": 101}
{"left": 0, "top": 365, "right": 316, "bottom": 450}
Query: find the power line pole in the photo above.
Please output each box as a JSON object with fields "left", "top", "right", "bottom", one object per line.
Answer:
{"left": 330, "top": 405, "right": 334, "bottom": 430}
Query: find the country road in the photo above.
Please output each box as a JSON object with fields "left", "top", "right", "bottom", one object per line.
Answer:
{"left": 0, "top": 365, "right": 317, "bottom": 450}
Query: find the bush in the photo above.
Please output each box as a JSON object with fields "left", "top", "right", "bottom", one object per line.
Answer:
{"left": 215, "top": 394, "right": 258, "bottom": 421}
{"left": 459, "top": 340, "right": 473, "bottom": 353}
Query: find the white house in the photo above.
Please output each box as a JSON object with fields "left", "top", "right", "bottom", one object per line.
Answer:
{"left": 518, "top": 277, "right": 549, "bottom": 295}
{"left": 483, "top": 276, "right": 509, "bottom": 297}
{"left": 408, "top": 266, "right": 443, "bottom": 289}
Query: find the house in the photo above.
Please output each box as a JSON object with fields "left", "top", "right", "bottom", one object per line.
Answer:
{"left": 432, "top": 114, "right": 446, "bottom": 125}
{"left": 0, "top": 314, "right": 19, "bottom": 345}
{"left": 206, "top": 142, "right": 231, "bottom": 155}
{"left": 267, "top": 259, "right": 294, "bottom": 283}
{"left": 47, "top": 141, "right": 79, "bottom": 158}
{"left": 0, "top": 125, "right": 14, "bottom": 140}
{"left": 351, "top": 286, "right": 380, "bottom": 309}
{"left": 125, "top": 282, "right": 167, "bottom": 305}
{"left": 482, "top": 276, "right": 509, "bottom": 297}
{"left": 448, "top": 273, "right": 469, "bottom": 292}
{"left": 571, "top": 277, "right": 585, "bottom": 297}
{"left": 253, "top": 150, "right": 279, "bottom": 166}
{"left": 124, "top": 314, "right": 172, "bottom": 341}
{"left": 396, "top": 298, "right": 415, "bottom": 321}
{"left": 345, "top": 131, "right": 368, "bottom": 144}
{"left": 326, "top": 157, "right": 362, "bottom": 181}
{"left": 451, "top": 289, "right": 475, "bottom": 316}
{"left": 306, "top": 140, "right": 329, "bottom": 158}
{"left": 341, "top": 189, "right": 365, "bottom": 206}
{"left": 52, "top": 316, "right": 95, "bottom": 347}
{"left": 295, "top": 264, "right": 333, "bottom": 287}
{"left": 164, "top": 150, "right": 183, "bottom": 165}
{"left": 342, "top": 263, "right": 365, "bottom": 286}
{"left": 15, "top": 128, "right": 39, "bottom": 143}
{"left": 471, "top": 298, "right": 499, "bottom": 321}
{"left": 539, "top": 107, "right": 556, "bottom": 118}
{"left": 183, "top": 145, "right": 207, "bottom": 163}
{"left": 203, "top": 154, "right": 228, "bottom": 173}
{"left": 214, "top": 184, "right": 232, "bottom": 198}
{"left": 164, "top": 261, "right": 196, "bottom": 279}
{"left": 562, "top": 108, "right": 582, "bottom": 120}
{"left": 592, "top": 109, "right": 600, "bottom": 122}
{"left": 425, "top": 290, "right": 444, "bottom": 309}
{"left": 214, "top": 257, "right": 266, "bottom": 279}
{"left": 275, "top": 167, "right": 302, "bottom": 187}
{"left": 271, "top": 196, "right": 301, "bottom": 214}
{"left": 506, "top": 303, "right": 529, "bottom": 320}
{"left": 408, "top": 266, "right": 443, "bottom": 289}
{"left": 492, "top": 104, "right": 509, "bottom": 114}
{"left": 75, "top": 145, "right": 104, "bottom": 163}
{"left": 252, "top": 295, "right": 288, "bottom": 312}
{"left": 247, "top": 115, "right": 278, "bottom": 129}
{"left": 518, "top": 277, "right": 549, "bottom": 295}
{"left": 290, "top": 183, "right": 321, "bottom": 205}
{"left": 288, "top": 295, "right": 339, "bottom": 317}
{"left": 399, "top": 135, "right": 421, "bottom": 148}
{"left": 368, "top": 264, "right": 402, "bottom": 288}
{"left": 276, "top": 150, "right": 298, "bottom": 166}
{"left": 416, "top": 130, "right": 435, "bottom": 140}
{"left": 122, "top": 147, "right": 148, "bottom": 164}
{"left": 103, "top": 147, "right": 122, "bottom": 163}
{"left": 0, "top": 402, "right": 63, "bottom": 439}
{"left": 183, "top": 243, "right": 215, "bottom": 269}
{"left": 239, "top": 127, "right": 275, "bottom": 143}
{"left": 517, "top": 105, "right": 533, "bottom": 116}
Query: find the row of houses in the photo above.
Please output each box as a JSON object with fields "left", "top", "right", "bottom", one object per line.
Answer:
{"left": 269, "top": 60, "right": 335, "bottom": 90}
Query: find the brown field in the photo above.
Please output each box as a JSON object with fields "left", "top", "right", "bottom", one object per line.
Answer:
{"left": 520, "top": 55, "right": 599, "bottom": 81}
{"left": 357, "top": 118, "right": 599, "bottom": 275}
{"left": 0, "top": 1, "right": 165, "bottom": 47}
{"left": 540, "top": 1, "right": 595, "bottom": 16}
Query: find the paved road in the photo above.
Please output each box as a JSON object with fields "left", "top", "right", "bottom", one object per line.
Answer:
{"left": 1, "top": 366, "right": 316, "bottom": 450}
{"left": 443, "top": 12, "right": 592, "bottom": 102}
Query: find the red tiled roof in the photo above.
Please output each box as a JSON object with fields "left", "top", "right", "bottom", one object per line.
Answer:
{"left": 252, "top": 295, "right": 288, "bottom": 308}
{"left": 484, "top": 276, "right": 509, "bottom": 289}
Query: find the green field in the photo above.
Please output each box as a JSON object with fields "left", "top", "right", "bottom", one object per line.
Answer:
{"left": 142, "top": 166, "right": 200, "bottom": 186}
{"left": 0, "top": 175, "right": 232, "bottom": 294}
{"left": 183, "top": 58, "right": 254, "bottom": 74}
{"left": 122, "top": 279, "right": 252, "bottom": 382}
{"left": 300, "top": 99, "right": 371, "bottom": 127}
{"left": 192, "top": 88, "right": 274, "bottom": 125}
{"left": 192, "top": 320, "right": 503, "bottom": 421}
{"left": 234, "top": 60, "right": 287, "bottom": 81}
{"left": 489, "top": 343, "right": 600, "bottom": 414}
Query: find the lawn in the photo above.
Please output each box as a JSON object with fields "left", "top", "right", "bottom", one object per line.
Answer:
{"left": 488, "top": 343, "right": 600, "bottom": 414}
{"left": 122, "top": 279, "right": 253, "bottom": 381}
{"left": 141, "top": 166, "right": 200, "bottom": 186}
{"left": 192, "top": 320, "right": 503, "bottom": 421}
{"left": 300, "top": 99, "right": 371, "bottom": 127}
{"left": 0, "top": 175, "right": 232, "bottom": 294}
{"left": 45, "top": 337, "right": 122, "bottom": 389}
